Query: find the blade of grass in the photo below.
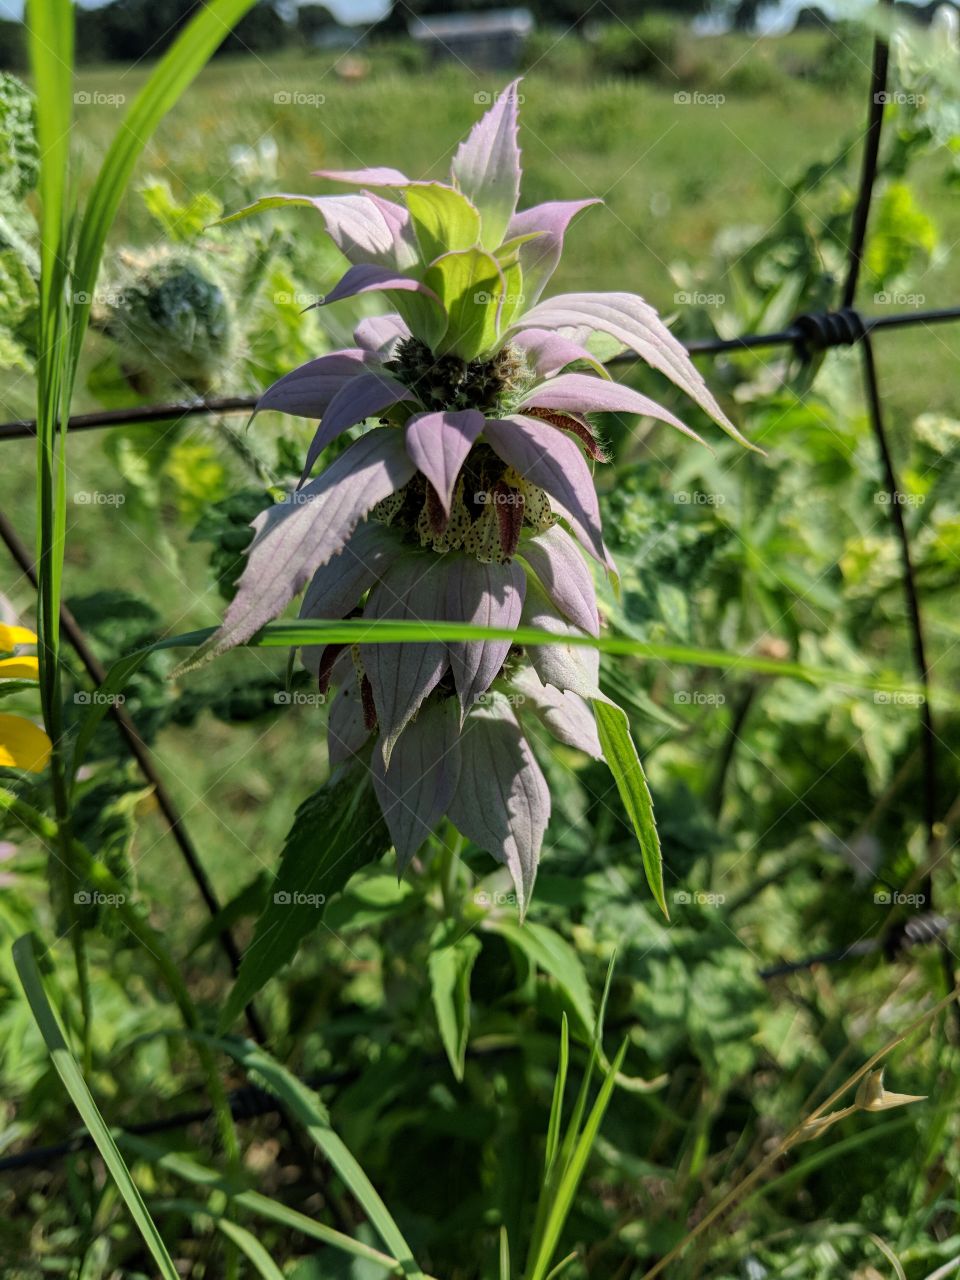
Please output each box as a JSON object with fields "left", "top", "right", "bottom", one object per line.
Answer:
{"left": 500, "top": 1226, "right": 511, "bottom": 1280}
{"left": 12, "top": 935, "right": 180, "bottom": 1280}
{"left": 205, "top": 1036, "right": 428, "bottom": 1280}
{"left": 544, "top": 1014, "right": 569, "bottom": 1175}
{"left": 121, "top": 1135, "right": 410, "bottom": 1276}
{"left": 524, "top": 1039, "right": 629, "bottom": 1280}
{"left": 215, "top": 1219, "right": 286, "bottom": 1280}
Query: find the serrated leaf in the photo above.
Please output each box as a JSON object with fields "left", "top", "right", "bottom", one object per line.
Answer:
{"left": 219, "top": 765, "right": 390, "bottom": 1030}
{"left": 428, "top": 922, "right": 482, "bottom": 1082}
{"left": 592, "top": 698, "right": 667, "bottom": 918}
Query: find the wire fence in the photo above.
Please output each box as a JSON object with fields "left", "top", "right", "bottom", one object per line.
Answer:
{"left": 0, "top": 8, "right": 956, "bottom": 1160}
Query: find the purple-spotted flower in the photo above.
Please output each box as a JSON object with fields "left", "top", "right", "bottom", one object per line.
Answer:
{"left": 198, "top": 83, "right": 749, "bottom": 911}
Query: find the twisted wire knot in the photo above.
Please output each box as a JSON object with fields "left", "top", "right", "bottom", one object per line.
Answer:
{"left": 792, "top": 307, "right": 867, "bottom": 356}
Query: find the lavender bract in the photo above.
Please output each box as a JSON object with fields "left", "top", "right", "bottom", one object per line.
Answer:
{"left": 206, "top": 83, "right": 749, "bottom": 911}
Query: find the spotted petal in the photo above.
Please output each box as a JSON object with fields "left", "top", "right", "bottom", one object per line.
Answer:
{"left": 448, "top": 699, "right": 549, "bottom": 916}
{"left": 446, "top": 556, "right": 526, "bottom": 719}
{"left": 300, "top": 371, "right": 416, "bottom": 486}
{"left": 484, "top": 414, "right": 605, "bottom": 565}
{"left": 405, "top": 409, "right": 485, "bottom": 514}
{"left": 372, "top": 697, "right": 461, "bottom": 870}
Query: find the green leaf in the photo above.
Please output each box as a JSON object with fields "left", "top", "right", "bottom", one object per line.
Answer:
{"left": 428, "top": 922, "right": 482, "bottom": 1082}
{"left": 405, "top": 183, "right": 481, "bottom": 263}
{"left": 219, "top": 764, "right": 390, "bottom": 1030}
{"left": 592, "top": 699, "right": 667, "bottom": 918}
{"left": 122, "top": 1135, "right": 407, "bottom": 1275}
{"left": 424, "top": 248, "right": 504, "bottom": 360}
{"left": 12, "top": 935, "right": 180, "bottom": 1280}
{"left": 544, "top": 1013, "right": 569, "bottom": 1175}
{"left": 486, "top": 918, "right": 594, "bottom": 1041}
{"left": 209, "top": 1037, "right": 427, "bottom": 1279}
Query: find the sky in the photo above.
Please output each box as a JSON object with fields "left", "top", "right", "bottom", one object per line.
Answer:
{"left": 0, "top": 0, "right": 390, "bottom": 21}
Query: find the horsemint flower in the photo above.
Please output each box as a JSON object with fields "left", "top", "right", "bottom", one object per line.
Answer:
{"left": 195, "top": 82, "right": 751, "bottom": 912}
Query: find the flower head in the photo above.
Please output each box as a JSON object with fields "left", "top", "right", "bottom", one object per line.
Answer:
{"left": 198, "top": 83, "right": 749, "bottom": 910}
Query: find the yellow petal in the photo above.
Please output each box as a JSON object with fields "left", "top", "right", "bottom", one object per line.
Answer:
{"left": 0, "top": 623, "right": 38, "bottom": 653}
{"left": 0, "top": 656, "right": 40, "bottom": 680}
{"left": 0, "top": 712, "right": 52, "bottom": 773}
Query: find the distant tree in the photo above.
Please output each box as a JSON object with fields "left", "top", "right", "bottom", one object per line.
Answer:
{"left": 220, "top": 0, "right": 291, "bottom": 55}
{"left": 0, "top": 20, "right": 28, "bottom": 70}
{"left": 297, "top": 3, "right": 337, "bottom": 44}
